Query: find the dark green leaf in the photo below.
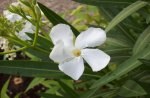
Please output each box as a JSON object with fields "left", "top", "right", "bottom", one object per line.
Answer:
{"left": 27, "top": 33, "right": 53, "bottom": 51}
{"left": 140, "top": 59, "right": 150, "bottom": 66}
{"left": 105, "top": 1, "right": 148, "bottom": 32}
{"left": 0, "top": 61, "right": 99, "bottom": 79}
{"left": 118, "top": 80, "right": 147, "bottom": 97}
{"left": 90, "top": 46, "right": 150, "bottom": 89}
{"left": 38, "top": 2, "right": 80, "bottom": 37}
{"left": 25, "top": 78, "right": 45, "bottom": 92}
{"left": 140, "top": 75, "right": 150, "bottom": 84}
{"left": 99, "top": 7, "right": 135, "bottom": 45}
{"left": 58, "top": 80, "right": 79, "bottom": 98}
{"left": 133, "top": 26, "right": 150, "bottom": 55}
{"left": 79, "top": 87, "right": 99, "bottom": 98}
{"left": 25, "top": 48, "right": 49, "bottom": 61}
{"left": 74, "top": 0, "right": 137, "bottom": 7}
{"left": 1, "top": 78, "right": 10, "bottom": 98}
{"left": 39, "top": 93, "right": 65, "bottom": 98}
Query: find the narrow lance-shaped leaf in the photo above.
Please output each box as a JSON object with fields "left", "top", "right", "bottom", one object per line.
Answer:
{"left": 38, "top": 2, "right": 80, "bottom": 37}
{"left": 25, "top": 78, "right": 45, "bottom": 92}
{"left": 73, "top": 0, "right": 137, "bottom": 8}
{"left": 90, "top": 45, "right": 150, "bottom": 89}
{"left": 39, "top": 93, "right": 65, "bottom": 98}
{"left": 0, "top": 61, "right": 100, "bottom": 79}
{"left": 27, "top": 33, "right": 53, "bottom": 51}
{"left": 105, "top": 1, "right": 147, "bottom": 32}
{"left": 1, "top": 78, "right": 10, "bottom": 98}
{"left": 118, "top": 80, "right": 147, "bottom": 97}
{"left": 58, "top": 80, "right": 79, "bottom": 98}
{"left": 99, "top": 7, "right": 135, "bottom": 45}
{"left": 139, "top": 59, "right": 150, "bottom": 67}
{"left": 133, "top": 26, "right": 150, "bottom": 55}
{"left": 79, "top": 87, "right": 99, "bottom": 98}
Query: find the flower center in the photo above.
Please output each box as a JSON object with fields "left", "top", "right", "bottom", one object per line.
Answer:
{"left": 72, "top": 49, "right": 81, "bottom": 57}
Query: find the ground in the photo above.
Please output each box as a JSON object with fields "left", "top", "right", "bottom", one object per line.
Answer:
{"left": 0, "top": 0, "right": 79, "bottom": 13}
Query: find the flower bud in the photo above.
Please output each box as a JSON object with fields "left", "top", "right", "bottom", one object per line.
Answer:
{"left": 35, "top": 6, "right": 41, "bottom": 20}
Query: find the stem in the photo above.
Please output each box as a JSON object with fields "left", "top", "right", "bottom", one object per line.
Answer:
{"left": 33, "top": 46, "right": 49, "bottom": 54}
{"left": 7, "top": 37, "right": 49, "bottom": 54}
{"left": 0, "top": 46, "right": 27, "bottom": 55}
{"left": 32, "top": 22, "right": 39, "bottom": 46}
{"left": 31, "top": 5, "right": 40, "bottom": 47}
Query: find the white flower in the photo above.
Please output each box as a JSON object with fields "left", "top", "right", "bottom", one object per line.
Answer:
{"left": 4, "top": 52, "right": 16, "bottom": 60}
{"left": 3, "top": 9, "right": 35, "bottom": 40}
{"left": 0, "top": 37, "right": 9, "bottom": 50}
{"left": 0, "top": 37, "right": 16, "bottom": 60}
{"left": 49, "top": 24, "right": 110, "bottom": 80}
{"left": 3, "top": 1, "right": 29, "bottom": 22}
{"left": 17, "top": 21, "right": 35, "bottom": 40}
{"left": 3, "top": 10, "right": 22, "bottom": 22}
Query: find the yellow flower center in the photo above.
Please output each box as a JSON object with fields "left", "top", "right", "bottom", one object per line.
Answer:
{"left": 72, "top": 49, "right": 81, "bottom": 57}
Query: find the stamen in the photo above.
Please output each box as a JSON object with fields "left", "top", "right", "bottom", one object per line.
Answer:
{"left": 72, "top": 49, "right": 81, "bottom": 57}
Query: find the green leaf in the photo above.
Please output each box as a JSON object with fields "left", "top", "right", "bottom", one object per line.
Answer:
{"left": 105, "top": 1, "right": 148, "bottom": 32}
{"left": 58, "top": 80, "right": 79, "bottom": 98}
{"left": 14, "top": 93, "right": 21, "bottom": 98}
{"left": 79, "top": 87, "right": 99, "bottom": 98}
{"left": 25, "top": 48, "right": 49, "bottom": 61}
{"left": 105, "top": 47, "right": 132, "bottom": 55}
{"left": 140, "top": 59, "right": 150, "bottom": 67}
{"left": 0, "top": 61, "right": 61, "bottom": 78}
{"left": 38, "top": 2, "right": 80, "bottom": 37}
{"left": 25, "top": 78, "right": 45, "bottom": 92}
{"left": 99, "top": 7, "right": 136, "bottom": 45}
{"left": 27, "top": 33, "right": 53, "bottom": 51}
{"left": 74, "top": 0, "right": 137, "bottom": 7}
{"left": 39, "top": 93, "right": 65, "bottom": 98}
{"left": 1, "top": 78, "right": 10, "bottom": 98}
{"left": 133, "top": 26, "right": 150, "bottom": 55}
{"left": 93, "top": 89, "right": 117, "bottom": 98}
{"left": 118, "top": 80, "right": 147, "bottom": 97}
{"left": 0, "top": 61, "right": 99, "bottom": 79}
{"left": 139, "top": 75, "right": 150, "bottom": 84}
{"left": 90, "top": 45, "right": 150, "bottom": 89}
{"left": 106, "top": 38, "right": 131, "bottom": 47}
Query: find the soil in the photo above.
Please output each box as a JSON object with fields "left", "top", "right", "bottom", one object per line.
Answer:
{"left": 0, "top": 0, "right": 80, "bottom": 13}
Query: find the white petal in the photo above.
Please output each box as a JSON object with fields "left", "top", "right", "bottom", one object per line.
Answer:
{"left": 24, "top": 21, "right": 35, "bottom": 32}
{"left": 81, "top": 49, "right": 110, "bottom": 72}
{"left": 75, "top": 27, "right": 106, "bottom": 49}
{"left": 50, "top": 24, "right": 74, "bottom": 46}
{"left": 17, "top": 30, "right": 31, "bottom": 40}
{"left": 11, "top": 2, "right": 20, "bottom": 6}
{"left": 17, "top": 21, "right": 35, "bottom": 40}
{"left": 3, "top": 10, "right": 22, "bottom": 22}
{"left": 50, "top": 41, "right": 72, "bottom": 63}
{"left": 59, "top": 57, "right": 84, "bottom": 80}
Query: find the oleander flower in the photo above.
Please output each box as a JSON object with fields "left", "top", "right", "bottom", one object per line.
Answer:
{"left": 4, "top": 52, "right": 16, "bottom": 60}
{"left": 0, "top": 37, "right": 9, "bottom": 50}
{"left": 49, "top": 24, "right": 110, "bottom": 80}
{"left": 3, "top": 10, "right": 22, "bottom": 22}
{"left": 17, "top": 21, "right": 35, "bottom": 40}
{"left": 3, "top": 2, "right": 22, "bottom": 22}
{"left": 3, "top": 2, "right": 35, "bottom": 41}
{"left": 3, "top": 9, "right": 35, "bottom": 40}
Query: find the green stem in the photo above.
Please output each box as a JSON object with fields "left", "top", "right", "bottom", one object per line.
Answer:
{"left": 7, "top": 37, "right": 49, "bottom": 54}
{"left": 32, "top": 22, "right": 39, "bottom": 46}
{"left": 0, "top": 46, "right": 27, "bottom": 55}
{"left": 31, "top": 5, "right": 40, "bottom": 47}
{"left": 33, "top": 46, "right": 49, "bottom": 54}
